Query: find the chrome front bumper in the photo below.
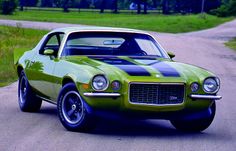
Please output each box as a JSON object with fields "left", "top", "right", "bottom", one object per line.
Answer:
{"left": 190, "top": 94, "right": 222, "bottom": 100}
{"left": 83, "top": 92, "right": 121, "bottom": 97}
{"left": 84, "top": 93, "right": 222, "bottom": 101}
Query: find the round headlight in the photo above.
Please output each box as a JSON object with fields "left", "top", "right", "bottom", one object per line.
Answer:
{"left": 203, "top": 77, "right": 220, "bottom": 93}
{"left": 191, "top": 82, "right": 199, "bottom": 92}
{"left": 92, "top": 75, "right": 109, "bottom": 91}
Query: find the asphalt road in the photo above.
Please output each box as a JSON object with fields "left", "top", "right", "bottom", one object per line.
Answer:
{"left": 0, "top": 19, "right": 236, "bottom": 151}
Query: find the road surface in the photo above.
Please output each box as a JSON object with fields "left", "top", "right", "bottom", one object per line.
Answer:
{"left": 0, "top": 19, "right": 236, "bottom": 151}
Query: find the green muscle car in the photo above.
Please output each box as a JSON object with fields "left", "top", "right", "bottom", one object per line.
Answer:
{"left": 16, "top": 27, "right": 222, "bottom": 132}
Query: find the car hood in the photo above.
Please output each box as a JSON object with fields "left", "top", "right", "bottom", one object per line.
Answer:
{"left": 65, "top": 56, "right": 213, "bottom": 83}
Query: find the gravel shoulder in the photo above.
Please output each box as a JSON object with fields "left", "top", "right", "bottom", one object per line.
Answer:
{"left": 0, "top": 19, "right": 236, "bottom": 151}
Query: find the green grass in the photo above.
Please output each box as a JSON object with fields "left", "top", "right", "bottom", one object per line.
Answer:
{"left": 225, "top": 38, "right": 236, "bottom": 51}
{"left": 0, "top": 10, "right": 233, "bottom": 33}
{"left": 0, "top": 25, "right": 47, "bottom": 87}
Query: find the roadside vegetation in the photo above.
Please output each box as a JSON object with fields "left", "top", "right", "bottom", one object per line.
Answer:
{"left": 225, "top": 38, "right": 236, "bottom": 51}
{"left": 0, "top": 25, "right": 47, "bottom": 87}
{"left": 212, "top": 0, "right": 236, "bottom": 17}
{"left": 0, "top": 10, "right": 233, "bottom": 33}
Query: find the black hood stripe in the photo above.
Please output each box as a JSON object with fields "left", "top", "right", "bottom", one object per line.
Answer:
{"left": 130, "top": 57, "right": 180, "bottom": 77}
{"left": 89, "top": 56, "right": 151, "bottom": 76}
{"left": 151, "top": 61, "right": 180, "bottom": 77}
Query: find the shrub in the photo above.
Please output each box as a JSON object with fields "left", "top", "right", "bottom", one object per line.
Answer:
{"left": 0, "top": 0, "right": 17, "bottom": 15}
{"left": 211, "top": 0, "right": 236, "bottom": 17}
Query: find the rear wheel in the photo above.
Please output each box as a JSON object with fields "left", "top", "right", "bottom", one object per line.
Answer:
{"left": 57, "top": 83, "right": 96, "bottom": 132}
{"left": 170, "top": 102, "right": 216, "bottom": 132}
{"left": 18, "top": 71, "right": 42, "bottom": 112}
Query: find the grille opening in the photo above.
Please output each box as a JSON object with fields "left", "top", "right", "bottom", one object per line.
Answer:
{"left": 129, "top": 83, "right": 184, "bottom": 105}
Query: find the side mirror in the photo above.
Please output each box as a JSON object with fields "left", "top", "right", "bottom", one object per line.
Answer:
{"left": 167, "top": 51, "right": 175, "bottom": 59}
{"left": 43, "top": 49, "right": 54, "bottom": 56}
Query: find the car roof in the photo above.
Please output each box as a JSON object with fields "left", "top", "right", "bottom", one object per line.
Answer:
{"left": 50, "top": 26, "right": 149, "bottom": 35}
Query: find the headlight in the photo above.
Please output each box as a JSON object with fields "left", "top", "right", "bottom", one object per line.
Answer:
{"left": 92, "top": 75, "right": 109, "bottom": 91}
{"left": 203, "top": 77, "right": 220, "bottom": 93}
{"left": 190, "top": 82, "right": 199, "bottom": 92}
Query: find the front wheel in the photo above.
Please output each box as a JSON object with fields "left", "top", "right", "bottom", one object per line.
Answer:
{"left": 170, "top": 102, "right": 216, "bottom": 132}
{"left": 57, "top": 83, "right": 96, "bottom": 132}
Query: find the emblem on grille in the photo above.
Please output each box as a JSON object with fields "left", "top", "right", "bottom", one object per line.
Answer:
{"left": 169, "top": 96, "right": 178, "bottom": 101}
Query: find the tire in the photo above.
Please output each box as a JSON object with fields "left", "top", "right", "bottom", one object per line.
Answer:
{"left": 170, "top": 102, "right": 216, "bottom": 132}
{"left": 57, "top": 83, "right": 96, "bottom": 132}
{"left": 18, "top": 71, "right": 42, "bottom": 112}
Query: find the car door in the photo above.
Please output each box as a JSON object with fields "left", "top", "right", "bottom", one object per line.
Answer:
{"left": 29, "top": 32, "right": 64, "bottom": 100}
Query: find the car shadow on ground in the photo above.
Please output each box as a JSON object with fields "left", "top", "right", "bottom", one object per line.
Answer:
{"left": 37, "top": 105, "right": 226, "bottom": 139}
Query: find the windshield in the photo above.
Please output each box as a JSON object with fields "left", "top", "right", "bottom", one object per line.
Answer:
{"left": 61, "top": 32, "right": 168, "bottom": 58}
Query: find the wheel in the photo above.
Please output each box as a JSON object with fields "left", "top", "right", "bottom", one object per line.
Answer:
{"left": 57, "top": 83, "right": 96, "bottom": 132}
{"left": 18, "top": 71, "right": 42, "bottom": 112}
{"left": 170, "top": 102, "right": 216, "bottom": 132}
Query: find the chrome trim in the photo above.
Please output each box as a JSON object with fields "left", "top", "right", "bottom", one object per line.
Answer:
{"left": 83, "top": 92, "right": 121, "bottom": 97}
{"left": 36, "top": 95, "right": 57, "bottom": 105}
{"left": 128, "top": 82, "right": 185, "bottom": 106}
{"left": 190, "top": 94, "right": 222, "bottom": 100}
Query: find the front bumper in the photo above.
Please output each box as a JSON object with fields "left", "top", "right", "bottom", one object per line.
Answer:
{"left": 190, "top": 94, "right": 222, "bottom": 100}
{"left": 82, "top": 92, "right": 221, "bottom": 114}
{"left": 84, "top": 92, "right": 222, "bottom": 100}
{"left": 83, "top": 92, "right": 121, "bottom": 97}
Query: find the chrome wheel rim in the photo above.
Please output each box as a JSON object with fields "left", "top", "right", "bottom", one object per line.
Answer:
{"left": 62, "top": 91, "right": 84, "bottom": 124}
{"left": 19, "top": 76, "right": 27, "bottom": 104}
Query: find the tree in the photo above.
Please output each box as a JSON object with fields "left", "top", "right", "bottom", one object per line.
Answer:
{"left": 0, "top": 0, "right": 17, "bottom": 15}
{"left": 19, "top": 0, "right": 25, "bottom": 11}
{"left": 162, "top": 0, "right": 169, "bottom": 14}
{"left": 41, "top": 0, "right": 53, "bottom": 7}
{"left": 211, "top": 0, "right": 236, "bottom": 16}
{"left": 112, "top": 0, "right": 118, "bottom": 13}
{"left": 100, "top": 0, "right": 106, "bottom": 13}
{"left": 152, "top": 0, "right": 157, "bottom": 8}
{"left": 63, "top": 0, "right": 70, "bottom": 12}
{"left": 136, "top": 0, "right": 141, "bottom": 14}
{"left": 228, "top": 0, "right": 236, "bottom": 15}
{"left": 143, "top": 0, "right": 147, "bottom": 14}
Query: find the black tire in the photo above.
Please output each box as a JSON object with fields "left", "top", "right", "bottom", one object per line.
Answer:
{"left": 18, "top": 71, "right": 42, "bottom": 112}
{"left": 57, "top": 83, "right": 96, "bottom": 132}
{"left": 170, "top": 102, "right": 216, "bottom": 132}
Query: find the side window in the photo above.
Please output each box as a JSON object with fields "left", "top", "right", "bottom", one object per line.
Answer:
{"left": 47, "top": 36, "right": 59, "bottom": 46}
{"left": 40, "top": 33, "right": 64, "bottom": 56}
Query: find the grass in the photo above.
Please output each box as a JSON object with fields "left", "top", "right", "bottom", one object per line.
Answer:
{"left": 0, "top": 10, "right": 233, "bottom": 33}
{"left": 225, "top": 38, "right": 236, "bottom": 51}
{"left": 0, "top": 25, "right": 47, "bottom": 87}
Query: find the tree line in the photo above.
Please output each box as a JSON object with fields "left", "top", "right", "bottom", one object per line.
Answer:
{"left": 0, "top": 0, "right": 236, "bottom": 16}
{"left": 18, "top": 0, "right": 221, "bottom": 14}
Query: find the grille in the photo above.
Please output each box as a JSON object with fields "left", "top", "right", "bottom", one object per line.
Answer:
{"left": 129, "top": 83, "right": 185, "bottom": 105}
